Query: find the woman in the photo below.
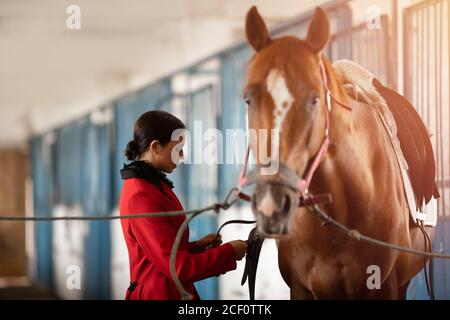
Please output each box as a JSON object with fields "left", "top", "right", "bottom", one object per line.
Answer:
{"left": 119, "top": 110, "right": 247, "bottom": 300}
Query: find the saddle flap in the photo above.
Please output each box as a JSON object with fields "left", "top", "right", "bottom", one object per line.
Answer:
{"left": 332, "top": 59, "right": 439, "bottom": 219}
{"left": 372, "top": 79, "right": 440, "bottom": 208}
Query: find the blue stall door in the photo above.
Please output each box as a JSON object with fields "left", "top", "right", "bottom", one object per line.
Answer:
{"left": 407, "top": 217, "right": 450, "bottom": 299}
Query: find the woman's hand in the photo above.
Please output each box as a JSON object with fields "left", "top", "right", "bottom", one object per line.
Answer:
{"left": 195, "top": 233, "right": 222, "bottom": 250}
{"left": 229, "top": 240, "right": 248, "bottom": 261}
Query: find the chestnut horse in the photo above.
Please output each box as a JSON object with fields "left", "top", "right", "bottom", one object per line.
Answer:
{"left": 243, "top": 7, "right": 435, "bottom": 299}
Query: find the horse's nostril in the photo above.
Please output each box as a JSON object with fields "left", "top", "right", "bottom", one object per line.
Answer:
{"left": 282, "top": 194, "right": 291, "bottom": 213}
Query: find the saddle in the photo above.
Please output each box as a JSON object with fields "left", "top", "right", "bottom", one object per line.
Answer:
{"left": 333, "top": 59, "right": 440, "bottom": 221}
{"left": 372, "top": 79, "right": 440, "bottom": 208}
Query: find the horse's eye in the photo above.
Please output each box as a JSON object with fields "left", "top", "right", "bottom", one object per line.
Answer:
{"left": 244, "top": 97, "right": 251, "bottom": 107}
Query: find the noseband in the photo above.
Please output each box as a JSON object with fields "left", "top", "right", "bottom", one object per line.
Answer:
{"left": 238, "top": 58, "right": 352, "bottom": 207}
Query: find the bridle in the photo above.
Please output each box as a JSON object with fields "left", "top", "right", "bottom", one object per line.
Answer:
{"left": 237, "top": 57, "right": 352, "bottom": 207}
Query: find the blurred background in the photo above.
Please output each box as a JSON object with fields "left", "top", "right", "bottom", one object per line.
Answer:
{"left": 0, "top": 0, "right": 448, "bottom": 299}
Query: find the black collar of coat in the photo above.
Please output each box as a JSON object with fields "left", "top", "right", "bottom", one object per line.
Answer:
{"left": 120, "top": 160, "right": 174, "bottom": 190}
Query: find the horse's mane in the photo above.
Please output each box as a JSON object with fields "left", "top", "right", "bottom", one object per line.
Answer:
{"left": 320, "top": 55, "right": 351, "bottom": 107}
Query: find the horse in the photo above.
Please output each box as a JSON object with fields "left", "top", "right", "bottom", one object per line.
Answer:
{"left": 242, "top": 6, "right": 438, "bottom": 299}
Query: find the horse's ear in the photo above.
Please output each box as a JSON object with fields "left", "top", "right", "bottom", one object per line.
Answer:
{"left": 305, "top": 7, "right": 330, "bottom": 53}
{"left": 245, "top": 6, "right": 271, "bottom": 51}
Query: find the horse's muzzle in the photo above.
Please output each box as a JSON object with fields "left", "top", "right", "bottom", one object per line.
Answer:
{"left": 251, "top": 182, "right": 299, "bottom": 237}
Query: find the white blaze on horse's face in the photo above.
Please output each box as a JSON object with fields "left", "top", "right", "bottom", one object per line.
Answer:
{"left": 266, "top": 68, "right": 294, "bottom": 161}
{"left": 266, "top": 68, "right": 294, "bottom": 132}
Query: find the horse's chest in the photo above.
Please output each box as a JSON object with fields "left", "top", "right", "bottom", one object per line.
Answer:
{"left": 305, "top": 259, "right": 365, "bottom": 298}
{"left": 279, "top": 242, "right": 367, "bottom": 298}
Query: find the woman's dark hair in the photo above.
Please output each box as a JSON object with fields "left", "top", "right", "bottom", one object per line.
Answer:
{"left": 125, "top": 110, "right": 185, "bottom": 161}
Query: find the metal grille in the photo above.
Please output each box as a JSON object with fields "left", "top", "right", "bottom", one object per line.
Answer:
{"left": 404, "top": 0, "right": 450, "bottom": 217}
{"left": 328, "top": 15, "right": 391, "bottom": 87}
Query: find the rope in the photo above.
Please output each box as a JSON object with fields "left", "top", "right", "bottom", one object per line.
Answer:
{"left": 0, "top": 188, "right": 244, "bottom": 300}
{"left": 307, "top": 203, "right": 450, "bottom": 259}
{"left": 167, "top": 188, "right": 244, "bottom": 300}
{"left": 0, "top": 207, "right": 216, "bottom": 222}
{"left": 169, "top": 188, "right": 249, "bottom": 300}
{"left": 3, "top": 185, "right": 450, "bottom": 299}
{"left": 419, "top": 222, "right": 435, "bottom": 299}
{"left": 0, "top": 189, "right": 243, "bottom": 223}
{"left": 170, "top": 211, "right": 203, "bottom": 300}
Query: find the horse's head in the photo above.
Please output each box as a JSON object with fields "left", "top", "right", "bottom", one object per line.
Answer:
{"left": 244, "top": 7, "right": 332, "bottom": 237}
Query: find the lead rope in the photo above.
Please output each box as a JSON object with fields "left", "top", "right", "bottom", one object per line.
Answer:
{"left": 214, "top": 219, "right": 256, "bottom": 242}
{"left": 418, "top": 221, "right": 435, "bottom": 300}
{"left": 305, "top": 194, "right": 450, "bottom": 259}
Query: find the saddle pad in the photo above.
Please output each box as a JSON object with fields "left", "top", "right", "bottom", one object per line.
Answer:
{"left": 332, "top": 59, "right": 437, "bottom": 227}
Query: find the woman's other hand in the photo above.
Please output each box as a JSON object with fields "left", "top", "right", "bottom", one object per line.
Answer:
{"left": 229, "top": 240, "right": 248, "bottom": 260}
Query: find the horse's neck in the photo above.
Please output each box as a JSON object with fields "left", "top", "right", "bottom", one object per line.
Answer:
{"left": 309, "top": 82, "right": 405, "bottom": 227}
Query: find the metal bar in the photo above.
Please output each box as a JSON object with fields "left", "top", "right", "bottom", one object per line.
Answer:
{"left": 384, "top": 15, "right": 390, "bottom": 86}
{"left": 414, "top": 9, "right": 417, "bottom": 106}
{"left": 408, "top": 0, "right": 443, "bottom": 13}
{"left": 369, "top": 27, "right": 374, "bottom": 76}
{"left": 331, "top": 20, "right": 374, "bottom": 39}
{"left": 444, "top": 1, "right": 449, "bottom": 282}
{"left": 381, "top": 15, "right": 388, "bottom": 83}
{"left": 446, "top": 0, "right": 450, "bottom": 215}
{"left": 390, "top": 0, "right": 398, "bottom": 90}
{"left": 436, "top": 179, "right": 450, "bottom": 189}
{"left": 375, "top": 19, "right": 380, "bottom": 80}
{"left": 427, "top": 4, "right": 431, "bottom": 127}
{"left": 403, "top": 7, "right": 410, "bottom": 99}
{"left": 437, "top": 1, "right": 444, "bottom": 217}
{"left": 365, "top": 25, "right": 369, "bottom": 74}
{"left": 420, "top": 7, "right": 424, "bottom": 118}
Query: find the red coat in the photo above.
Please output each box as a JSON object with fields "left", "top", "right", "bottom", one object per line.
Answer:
{"left": 119, "top": 177, "right": 237, "bottom": 300}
